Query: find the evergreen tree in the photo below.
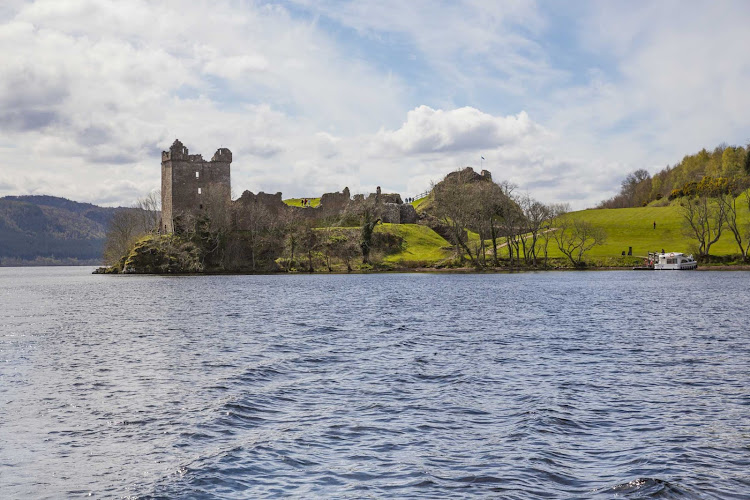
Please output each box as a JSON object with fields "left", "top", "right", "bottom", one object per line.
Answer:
{"left": 744, "top": 148, "right": 750, "bottom": 175}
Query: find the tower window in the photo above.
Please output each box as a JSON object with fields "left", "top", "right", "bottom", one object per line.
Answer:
{"left": 198, "top": 188, "right": 202, "bottom": 194}
{"left": 195, "top": 171, "right": 199, "bottom": 178}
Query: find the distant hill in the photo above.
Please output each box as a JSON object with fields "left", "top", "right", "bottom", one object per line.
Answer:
{"left": 0, "top": 196, "right": 123, "bottom": 266}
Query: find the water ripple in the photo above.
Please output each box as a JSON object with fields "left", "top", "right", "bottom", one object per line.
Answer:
{"left": 1, "top": 268, "right": 749, "bottom": 498}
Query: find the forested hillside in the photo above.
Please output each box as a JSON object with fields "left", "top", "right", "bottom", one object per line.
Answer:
{"left": 599, "top": 144, "right": 750, "bottom": 208}
{"left": 0, "top": 196, "right": 120, "bottom": 265}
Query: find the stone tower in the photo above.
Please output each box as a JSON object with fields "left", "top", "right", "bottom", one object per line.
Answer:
{"left": 161, "top": 139, "right": 232, "bottom": 233}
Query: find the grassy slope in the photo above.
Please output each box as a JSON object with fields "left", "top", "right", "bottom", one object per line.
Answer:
{"left": 284, "top": 198, "right": 320, "bottom": 207}
{"left": 376, "top": 223, "right": 452, "bottom": 264}
{"left": 411, "top": 196, "right": 428, "bottom": 210}
{"left": 558, "top": 195, "right": 750, "bottom": 258}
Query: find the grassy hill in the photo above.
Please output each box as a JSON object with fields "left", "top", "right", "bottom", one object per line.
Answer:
{"left": 558, "top": 196, "right": 750, "bottom": 260}
{"left": 467, "top": 199, "right": 749, "bottom": 266}
{"left": 377, "top": 223, "right": 452, "bottom": 265}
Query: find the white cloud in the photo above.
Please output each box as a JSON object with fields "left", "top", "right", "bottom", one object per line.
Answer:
{"left": 2, "top": 0, "right": 750, "bottom": 212}
{"left": 372, "top": 106, "right": 542, "bottom": 155}
{"left": 541, "top": 1, "right": 750, "bottom": 190}
{"left": 0, "top": 0, "right": 408, "bottom": 206}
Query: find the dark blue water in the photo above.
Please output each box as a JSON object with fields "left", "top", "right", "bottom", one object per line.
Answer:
{"left": 1, "top": 267, "right": 749, "bottom": 499}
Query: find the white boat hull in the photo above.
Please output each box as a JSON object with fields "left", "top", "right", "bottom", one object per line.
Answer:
{"left": 653, "top": 252, "right": 698, "bottom": 270}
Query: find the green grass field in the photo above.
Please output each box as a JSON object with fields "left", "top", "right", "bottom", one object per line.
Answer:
{"left": 283, "top": 197, "right": 320, "bottom": 207}
{"left": 376, "top": 223, "right": 452, "bottom": 264}
{"left": 560, "top": 195, "right": 750, "bottom": 258}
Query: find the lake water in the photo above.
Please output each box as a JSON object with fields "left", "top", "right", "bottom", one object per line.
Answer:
{"left": 1, "top": 267, "right": 748, "bottom": 499}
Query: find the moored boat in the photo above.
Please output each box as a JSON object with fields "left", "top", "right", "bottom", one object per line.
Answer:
{"left": 653, "top": 252, "right": 697, "bottom": 270}
{"left": 633, "top": 251, "right": 698, "bottom": 270}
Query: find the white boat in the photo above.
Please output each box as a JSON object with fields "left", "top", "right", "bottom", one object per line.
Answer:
{"left": 653, "top": 252, "right": 698, "bottom": 270}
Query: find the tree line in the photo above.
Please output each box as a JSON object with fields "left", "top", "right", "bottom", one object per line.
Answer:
{"left": 599, "top": 143, "right": 750, "bottom": 209}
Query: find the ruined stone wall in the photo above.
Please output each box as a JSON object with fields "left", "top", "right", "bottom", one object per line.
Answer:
{"left": 400, "top": 203, "right": 418, "bottom": 224}
{"left": 367, "top": 192, "right": 403, "bottom": 204}
{"left": 379, "top": 203, "right": 401, "bottom": 224}
{"left": 161, "top": 140, "right": 231, "bottom": 232}
{"left": 319, "top": 187, "right": 350, "bottom": 213}
{"left": 234, "top": 191, "right": 288, "bottom": 216}
{"left": 364, "top": 191, "right": 417, "bottom": 224}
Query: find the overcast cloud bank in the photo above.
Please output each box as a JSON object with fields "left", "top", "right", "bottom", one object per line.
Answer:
{"left": 1, "top": 0, "right": 749, "bottom": 209}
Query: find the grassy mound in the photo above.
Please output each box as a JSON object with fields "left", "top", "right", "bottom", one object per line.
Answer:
{"left": 284, "top": 198, "right": 320, "bottom": 208}
{"left": 376, "top": 223, "right": 452, "bottom": 265}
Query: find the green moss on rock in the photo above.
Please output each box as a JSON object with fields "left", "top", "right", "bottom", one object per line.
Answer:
{"left": 122, "top": 234, "right": 203, "bottom": 274}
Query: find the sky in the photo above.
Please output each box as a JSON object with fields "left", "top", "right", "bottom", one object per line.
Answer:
{"left": 1, "top": 0, "right": 749, "bottom": 209}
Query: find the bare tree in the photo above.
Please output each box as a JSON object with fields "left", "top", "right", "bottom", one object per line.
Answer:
{"left": 333, "top": 231, "right": 360, "bottom": 271}
{"left": 234, "top": 199, "right": 277, "bottom": 271}
{"left": 553, "top": 217, "right": 606, "bottom": 267}
{"left": 321, "top": 228, "right": 359, "bottom": 272}
{"left": 472, "top": 181, "right": 514, "bottom": 266}
{"left": 103, "top": 190, "right": 162, "bottom": 266}
{"left": 495, "top": 181, "right": 523, "bottom": 264}
{"left": 718, "top": 185, "right": 750, "bottom": 260}
{"left": 541, "top": 203, "right": 569, "bottom": 267}
{"left": 134, "top": 189, "right": 161, "bottom": 234}
{"left": 680, "top": 194, "right": 726, "bottom": 258}
{"left": 103, "top": 209, "right": 142, "bottom": 265}
{"left": 519, "top": 194, "right": 552, "bottom": 266}
{"left": 431, "top": 172, "right": 477, "bottom": 264}
{"left": 299, "top": 221, "right": 319, "bottom": 272}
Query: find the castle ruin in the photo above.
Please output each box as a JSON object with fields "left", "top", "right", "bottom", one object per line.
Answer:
{"left": 161, "top": 139, "right": 232, "bottom": 233}
{"left": 160, "top": 139, "right": 417, "bottom": 231}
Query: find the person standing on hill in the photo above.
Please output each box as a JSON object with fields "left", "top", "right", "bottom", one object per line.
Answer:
{"left": 653, "top": 221, "right": 656, "bottom": 229}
